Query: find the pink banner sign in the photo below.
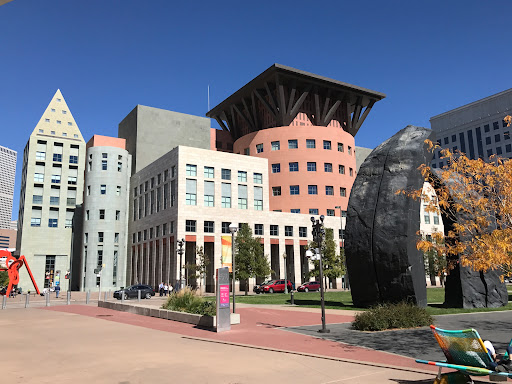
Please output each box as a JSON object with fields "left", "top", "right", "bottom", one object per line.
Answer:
{"left": 219, "top": 284, "right": 230, "bottom": 308}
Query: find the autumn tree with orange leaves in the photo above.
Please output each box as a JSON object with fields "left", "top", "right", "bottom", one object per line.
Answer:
{"left": 401, "top": 115, "right": 512, "bottom": 275}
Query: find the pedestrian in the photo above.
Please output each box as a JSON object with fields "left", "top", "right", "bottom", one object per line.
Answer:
{"left": 158, "top": 281, "right": 164, "bottom": 296}
{"left": 55, "top": 284, "right": 61, "bottom": 298}
{"left": 163, "top": 283, "right": 168, "bottom": 296}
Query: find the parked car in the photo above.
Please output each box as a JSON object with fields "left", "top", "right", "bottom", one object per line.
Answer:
{"left": 262, "top": 280, "right": 293, "bottom": 293}
{"left": 253, "top": 280, "right": 273, "bottom": 294}
{"left": 297, "top": 281, "right": 321, "bottom": 292}
{"left": 114, "top": 284, "right": 155, "bottom": 300}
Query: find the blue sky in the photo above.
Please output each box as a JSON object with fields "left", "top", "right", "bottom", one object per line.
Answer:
{"left": 2, "top": 0, "right": 512, "bottom": 220}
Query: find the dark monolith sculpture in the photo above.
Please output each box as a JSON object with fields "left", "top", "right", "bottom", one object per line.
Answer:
{"left": 345, "top": 126, "right": 435, "bottom": 307}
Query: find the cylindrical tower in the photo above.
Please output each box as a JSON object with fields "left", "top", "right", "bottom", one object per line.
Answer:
{"left": 81, "top": 136, "right": 131, "bottom": 291}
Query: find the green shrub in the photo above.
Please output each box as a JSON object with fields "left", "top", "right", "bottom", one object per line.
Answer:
{"left": 162, "top": 287, "right": 216, "bottom": 316}
{"left": 352, "top": 302, "right": 433, "bottom": 331}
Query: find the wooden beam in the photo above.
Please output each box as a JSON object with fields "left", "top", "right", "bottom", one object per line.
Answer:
{"left": 288, "top": 85, "right": 311, "bottom": 119}
{"left": 276, "top": 75, "right": 287, "bottom": 125}
{"left": 264, "top": 81, "right": 278, "bottom": 112}
{"left": 214, "top": 116, "right": 229, "bottom": 132}
{"left": 351, "top": 96, "right": 363, "bottom": 130}
{"left": 254, "top": 89, "right": 276, "bottom": 118}
{"left": 321, "top": 89, "right": 331, "bottom": 122}
{"left": 287, "top": 82, "right": 296, "bottom": 115}
{"left": 241, "top": 97, "right": 255, "bottom": 128}
{"left": 233, "top": 104, "right": 254, "bottom": 131}
{"left": 323, "top": 99, "right": 341, "bottom": 126}
{"left": 345, "top": 101, "right": 352, "bottom": 132}
{"left": 251, "top": 92, "right": 259, "bottom": 128}
{"left": 352, "top": 99, "right": 376, "bottom": 135}
{"left": 314, "top": 91, "right": 321, "bottom": 125}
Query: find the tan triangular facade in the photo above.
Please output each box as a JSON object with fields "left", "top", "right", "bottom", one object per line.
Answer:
{"left": 31, "top": 89, "right": 84, "bottom": 141}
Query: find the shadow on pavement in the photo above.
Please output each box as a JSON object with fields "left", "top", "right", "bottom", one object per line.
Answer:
{"left": 286, "top": 299, "right": 354, "bottom": 308}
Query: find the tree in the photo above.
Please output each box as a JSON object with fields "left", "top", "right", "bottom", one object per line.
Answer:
{"left": 184, "top": 245, "right": 209, "bottom": 291}
{"left": 234, "top": 223, "right": 272, "bottom": 295}
{"left": 401, "top": 118, "right": 512, "bottom": 275}
{"left": 307, "top": 228, "right": 345, "bottom": 290}
{"left": 423, "top": 234, "right": 447, "bottom": 286}
{"left": 0, "top": 271, "right": 9, "bottom": 287}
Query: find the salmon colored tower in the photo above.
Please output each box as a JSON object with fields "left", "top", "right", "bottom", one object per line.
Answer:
{"left": 207, "top": 64, "right": 385, "bottom": 217}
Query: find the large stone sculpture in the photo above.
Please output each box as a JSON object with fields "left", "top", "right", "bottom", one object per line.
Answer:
{"left": 345, "top": 126, "right": 435, "bottom": 307}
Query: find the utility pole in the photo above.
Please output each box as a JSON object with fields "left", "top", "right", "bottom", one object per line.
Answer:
{"left": 311, "top": 215, "right": 329, "bottom": 334}
{"left": 177, "top": 239, "right": 185, "bottom": 290}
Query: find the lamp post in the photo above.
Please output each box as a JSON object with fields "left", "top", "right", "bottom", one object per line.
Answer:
{"left": 177, "top": 238, "right": 185, "bottom": 290}
{"left": 283, "top": 253, "right": 288, "bottom": 294}
{"left": 229, "top": 223, "right": 238, "bottom": 314}
{"left": 309, "top": 215, "right": 329, "bottom": 333}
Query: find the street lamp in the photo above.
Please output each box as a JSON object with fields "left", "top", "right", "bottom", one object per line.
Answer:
{"left": 309, "top": 215, "right": 329, "bottom": 333}
{"left": 177, "top": 238, "right": 185, "bottom": 290}
{"left": 283, "top": 253, "right": 288, "bottom": 294}
{"left": 229, "top": 222, "right": 238, "bottom": 314}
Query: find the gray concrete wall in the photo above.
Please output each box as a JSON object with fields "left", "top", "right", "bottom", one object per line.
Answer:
{"left": 118, "top": 105, "right": 211, "bottom": 175}
{"left": 355, "top": 146, "right": 373, "bottom": 172}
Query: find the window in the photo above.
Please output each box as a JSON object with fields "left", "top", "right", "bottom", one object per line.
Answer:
{"left": 484, "top": 124, "right": 490, "bottom": 133}
{"left": 338, "top": 143, "right": 344, "bottom": 152}
{"left": 204, "top": 221, "right": 214, "bottom": 233}
{"left": 307, "top": 162, "right": 316, "bottom": 171}
{"left": 115, "top": 210, "right": 120, "bottom": 221}
{"left": 221, "top": 183, "right": 231, "bottom": 208}
{"left": 101, "top": 160, "right": 107, "bottom": 170}
{"left": 493, "top": 121, "right": 499, "bottom": 130}
{"left": 33, "top": 195, "right": 43, "bottom": 204}
{"left": 270, "top": 225, "right": 278, "bottom": 236}
{"left": 308, "top": 185, "right": 317, "bottom": 194}
{"left": 117, "top": 162, "right": 122, "bottom": 172}
{"left": 325, "top": 186, "right": 334, "bottom": 195}
{"left": 486, "top": 137, "right": 492, "bottom": 145}
{"left": 487, "top": 149, "right": 493, "bottom": 157}
{"left": 255, "top": 224, "right": 263, "bottom": 236}
{"left": 327, "top": 209, "right": 335, "bottom": 216}
{"left": 56, "top": 120, "right": 61, "bottom": 125}
{"left": 68, "top": 176, "right": 77, "bottom": 185}
{"left": 114, "top": 233, "right": 119, "bottom": 243}
{"left": 256, "top": 143, "right": 264, "bottom": 153}
{"left": 348, "top": 146, "right": 352, "bottom": 155}
{"left": 495, "top": 134, "right": 501, "bottom": 143}
{"left": 51, "top": 131, "right": 55, "bottom": 135}
{"left": 288, "top": 139, "right": 298, "bottom": 149}
{"left": 100, "top": 185, "right": 106, "bottom": 194}
{"left": 87, "top": 186, "right": 91, "bottom": 195}
{"left": 222, "top": 222, "right": 230, "bottom": 234}
{"left": 204, "top": 166, "right": 214, "bottom": 178}
{"left": 51, "top": 175, "right": 61, "bottom": 184}
{"left": 51, "top": 108, "right": 56, "bottom": 112}
{"left": 285, "top": 162, "right": 298, "bottom": 173}
{"left": 271, "top": 164, "right": 280, "bottom": 173}
{"left": 291, "top": 209, "right": 300, "bottom": 213}
{"left": 324, "top": 163, "right": 332, "bottom": 172}
{"left": 186, "top": 220, "right": 196, "bottom": 232}
{"left": 31, "top": 218, "right": 41, "bottom": 227}
{"left": 186, "top": 179, "right": 197, "bottom": 206}
{"left": 254, "top": 186, "right": 263, "bottom": 211}
{"left": 186, "top": 164, "right": 197, "bottom": 176}
{"left": 238, "top": 171, "right": 247, "bottom": 182}
{"left": 497, "top": 146, "right": 503, "bottom": 155}
{"left": 281, "top": 226, "right": 292, "bottom": 237}
{"left": 339, "top": 165, "right": 345, "bottom": 174}
{"left": 507, "top": 144, "right": 512, "bottom": 153}
{"left": 286, "top": 184, "right": 299, "bottom": 195}
{"left": 98, "top": 232, "right": 104, "bottom": 242}
{"left": 114, "top": 186, "right": 120, "bottom": 196}
{"left": 253, "top": 173, "right": 262, "bottom": 184}
{"left": 102, "top": 153, "right": 107, "bottom": 159}
{"left": 204, "top": 181, "right": 215, "bottom": 207}
{"left": 272, "top": 187, "right": 281, "bottom": 196}
{"left": 221, "top": 168, "right": 231, "bottom": 180}
{"left": 349, "top": 168, "right": 353, "bottom": 176}
{"left": 50, "top": 196, "right": 59, "bottom": 205}
{"left": 244, "top": 148, "right": 250, "bottom": 155}
{"left": 340, "top": 187, "right": 346, "bottom": 197}
{"left": 271, "top": 141, "right": 280, "bottom": 151}
{"left": 342, "top": 210, "right": 347, "bottom": 217}
{"left": 306, "top": 139, "right": 316, "bottom": 148}
{"left": 505, "top": 131, "right": 510, "bottom": 140}
{"left": 444, "top": 137, "right": 449, "bottom": 145}
{"left": 299, "top": 227, "right": 307, "bottom": 237}
{"left": 34, "top": 173, "right": 44, "bottom": 182}
{"left": 309, "top": 208, "right": 319, "bottom": 215}
{"left": 45, "top": 118, "right": 50, "bottom": 123}
{"left": 36, "top": 151, "right": 46, "bottom": 160}
{"left": 323, "top": 140, "right": 331, "bottom": 150}
{"left": 433, "top": 215, "right": 439, "bottom": 225}
{"left": 53, "top": 153, "right": 62, "bottom": 162}
{"left": 48, "top": 218, "right": 58, "bottom": 228}
{"left": 424, "top": 214, "right": 430, "bottom": 224}
{"left": 99, "top": 209, "right": 105, "bottom": 219}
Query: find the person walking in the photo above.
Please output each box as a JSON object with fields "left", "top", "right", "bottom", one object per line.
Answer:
{"left": 163, "top": 283, "right": 169, "bottom": 296}
{"left": 55, "top": 284, "right": 61, "bottom": 298}
{"left": 158, "top": 282, "right": 164, "bottom": 296}
{"left": 168, "top": 283, "right": 173, "bottom": 294}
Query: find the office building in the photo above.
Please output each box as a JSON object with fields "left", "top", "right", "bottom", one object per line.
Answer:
{"left": 0, "top": 145, "right": 16, "bottom": 229}
{"left": 430, "top": 88, "right": 512, "bottom": 168}
{"left": 16, "top": 89, "right": 86, "bottom": 290}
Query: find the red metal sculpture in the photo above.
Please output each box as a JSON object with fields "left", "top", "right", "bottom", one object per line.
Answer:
{"left": 0, "top": 249, "right": 40, "bottom": 296}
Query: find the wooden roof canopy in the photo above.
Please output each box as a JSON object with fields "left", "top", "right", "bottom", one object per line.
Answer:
{"left": 206, "top": 64, "right": 386, "bottom": 141}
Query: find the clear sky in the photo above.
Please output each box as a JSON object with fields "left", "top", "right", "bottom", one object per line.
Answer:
{"left": 2, "top": 0, "right": 512, "bottom": 220}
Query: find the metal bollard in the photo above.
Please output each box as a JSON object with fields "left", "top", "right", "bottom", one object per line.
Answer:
{"left": 121, "top": 291, "right": 124, "bottom": 303}
{"left": 104, "top": 291, "right": 107, "bottom": 301}
{"left": 108, "top": 289, "right": 111, "bottom": 299}
{"left": 2, "top": 295, "right": 6, "bottom": 309}
{"left": 86, "top": 291, "right": 90, "bottom": 304}
{"left": 67, "top": 291, "right": 71, "bottom": 305}
{"left": 45, "top": 292, "right": 50, "bottom": 307}
{"left": 290, "top": 291, "right": 294, "bottom": 305}
{"left": 137, "top": 290, "right": 141, "bottom": 302}
{"left": 25, "top": 294, "right": 30, "bottom": 308}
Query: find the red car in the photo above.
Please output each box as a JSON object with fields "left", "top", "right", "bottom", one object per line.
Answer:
{"left": 263, "top": 279, "right": 293, "bottom": 293}
{"left": 297, "top": 281, "right": 321, "bottom": 292}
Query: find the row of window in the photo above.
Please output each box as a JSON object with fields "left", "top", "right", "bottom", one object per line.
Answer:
{"left": 83, "top": 246, "right": 119, "bottom": 286}
{"left": 84, "top": 232, "right": 120, "bottom": 244}
{"left": 86, "top": 184, "right": 122, "bottom": 196}
{"left": 186, "top": 164, "right": 263, "bottom": 183}
{"left": 433, "top": 144, "right": 512, "bottom": 168}
{"left": 133, "top": 222, "right": 175, "bottom": 243}
{"left": 274, "top": 208, "right": 347, "bottom": 216}
{"left": 30, "top": 218, "right": 73, "bottom": 228}
{"left": 34, "top": 173, "right": 77, "bottom": 185}
{"left": 184, "top": 220, "right": 309, "bottom": 237}
{"left": 185, "top": 180, "right": 263, "bottom": 210}
{"left": 251, "top": 140, "right": 353, "bottom": 154}
{"left": 134, "top": 181, "right": 176, "bottom": 220}
{"left": 134, "top": 167, "right": 176, "bottom": 197}
{"left": 87, "top": 153, "right": 123, "bottom": 172}
{"left": 271, "top": 162, "right": 353, "bottom": 175}
{"left": 33, "top": 195, "right": 76, "bottom": 207}
{"left": 272, "top": 185, "right": 347, "bottom": 197}
{"left": 38, "top": 128, "right": 77, "bottom": 137}
{"left": 85, "top": 209, "right": 121, "bottom": 221}
{"left": 35, "top": 152, "right": 78, "bottom": 164}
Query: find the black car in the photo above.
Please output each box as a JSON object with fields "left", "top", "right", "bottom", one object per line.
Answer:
{"left": 253, "top": 280, "right": 273, "bottom": 294}
{"left": 114, "top": 284, "right": 155, "bottom": 300}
